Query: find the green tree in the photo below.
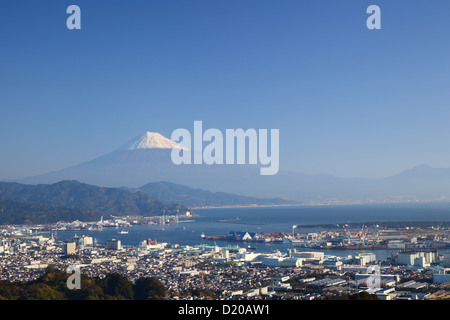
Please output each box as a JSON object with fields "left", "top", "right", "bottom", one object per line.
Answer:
{"left": 133, "top": 277, "right": 167, "bottom": 300}
{"left": 100, "top": 273, "right": 134, "bottom": 300}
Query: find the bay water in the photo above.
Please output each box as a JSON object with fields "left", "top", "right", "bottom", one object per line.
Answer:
{"left": 55, "top": 203, "right": 450, "bottom": 260}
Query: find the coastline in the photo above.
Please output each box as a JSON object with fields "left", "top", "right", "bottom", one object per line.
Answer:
{"left": 192, "top": 199, "right": 450, "bottom": 210}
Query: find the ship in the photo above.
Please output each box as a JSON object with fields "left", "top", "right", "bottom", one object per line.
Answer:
{"left": 218, "top": 217, "right": 241, "bottom": 223}
{"left": 118, "top": 230, "right": 129, "bottom": 234}
{"left": 272, "top": 238, "right": 290, "bottom": 243}
{"left": 200, "top": 232, "right": 225, "bottom": 240}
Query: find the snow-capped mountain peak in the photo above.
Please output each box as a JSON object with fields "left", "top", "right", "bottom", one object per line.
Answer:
{"left": 121, "top": 131, "right": 187, "bottom": 150}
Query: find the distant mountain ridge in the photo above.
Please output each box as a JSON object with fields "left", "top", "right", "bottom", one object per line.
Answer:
{"left": 0, "top": 199, "right": 101, "bottom": 225}
{"left": 135, "top": 181, "right": 296, "bottom": 207}
{"left": 0, "top": 180, "right": 188, "bottom": 221}
{"left": 15, "top": 131, "right": 450, "bottom": 203}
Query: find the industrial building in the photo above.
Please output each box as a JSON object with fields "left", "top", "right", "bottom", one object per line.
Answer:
{"left": 353, "top": 252, "right": 376, "bottom": 265}
{"left": 433, "top": 273, "right": 450, "bottom": 284}
{"left": 262, "top": 256, "right": 303, "bottom": 267}
{"left": 236, "top": 252, "right": 261, "bottom": 262}
{"left": 396, "top": 250, "right": 437, "bottom": 266}
{"left": 355, "top": 273, "right": 399, "bottom": 286}
{"left": 291, "top": 251, "right": 324, "bottom": 261}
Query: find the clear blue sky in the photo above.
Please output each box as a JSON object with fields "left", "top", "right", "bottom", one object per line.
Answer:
{"left": 1, "top": 0, "right": 450, "bottom": 180}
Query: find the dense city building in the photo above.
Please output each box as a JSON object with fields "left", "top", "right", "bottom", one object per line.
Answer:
{"left": 1, "top": 221, "right": 450, "bottom": 300}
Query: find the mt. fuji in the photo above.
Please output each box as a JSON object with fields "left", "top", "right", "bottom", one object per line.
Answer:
{"left": 121, "top": 132, "right": 188, "bottom": 151}
{"left": 17, "top": 131, "right": 263, "bottom": 194}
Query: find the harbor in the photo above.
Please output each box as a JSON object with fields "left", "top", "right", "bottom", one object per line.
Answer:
{"left": 200, "top": 225, "right": 450, "bottom": 251}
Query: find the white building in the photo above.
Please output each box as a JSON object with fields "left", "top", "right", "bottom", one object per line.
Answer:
{"left": 341, "top": 265, "right": 368, "bottom": 273}
{"left": 179, "top": 270, "right": 200, "bottom": 276}
{"left": 397, "top": 252, "right": 417, "bottom": 266}
{"left": 387, "top": 240, "right": 406, "bottom": 249}
{"left": 262, "top": 256, "right": 302, "bottom": 267}
{"left": 353, "top": 253, "right": 376, "bottom": 266}
{"left": 397, "top": 251, "right": 436, "bottom": 266}
{"left": 269, "top": 282, "right": 292, "bottom": 291}
{"left": 236, "top": 252, "right": 261, "bottom": 262}
{"left": 63, "top": 242, "right": 76, "bottom": 255}
{"left": 75, "top": 235, "right": 93, "bottom": 248}
{"left": 292, "top": 251, "right": 324, "bottom": 260}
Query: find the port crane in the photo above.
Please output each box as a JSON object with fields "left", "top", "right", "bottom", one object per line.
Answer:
{"left": 342, "top": 225, "right": 352, "bottom": 244}
{"left": 292, "top": 225, "right": 298, "bottom": 239}
{"left": 358, "top": 225, "right": 368, "bottom": 245}
{"left": 160, "top": 210, "right": 166, "bottom": 231}
{"left": 98, "top": 216, "right": 104, "bottom": 230}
